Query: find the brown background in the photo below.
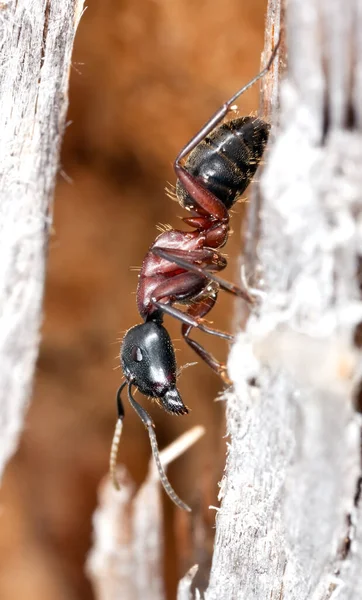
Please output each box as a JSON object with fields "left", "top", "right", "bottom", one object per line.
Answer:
{"left": 1, "top": 1, "right": 266, "bottom": 598}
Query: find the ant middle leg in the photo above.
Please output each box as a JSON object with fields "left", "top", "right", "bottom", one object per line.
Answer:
{"left": 152, "top": 247, "right": 255, "bottom": 304}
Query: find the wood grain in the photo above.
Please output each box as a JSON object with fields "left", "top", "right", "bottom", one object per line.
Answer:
{"left": 204, "top": 0, "right": 362, "bottom": 598}
{"left": 0, "top": 0, "right": 84, "bottom": 478}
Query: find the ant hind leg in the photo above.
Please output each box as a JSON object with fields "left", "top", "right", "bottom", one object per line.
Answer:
{"left": 174, "top": 35, "right": 281, "bottom": 166}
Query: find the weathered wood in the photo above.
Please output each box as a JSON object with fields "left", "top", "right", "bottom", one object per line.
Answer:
{"left": 86, "top": 468, "right": 137, "bottom": 600}
{"left": 0, "top": 0, "right": 84, "bottom": 478}
{"left": 177, "top": 565, "right": 200, "bottom": 600}
{"left": 88, "top": 428, "right": 204, "bottom": 600}
{"left": 243, "top": 0, "right": 284, "bottom": 282}
{"left": 203, "top": 0, "right": 362, "bottom": 598}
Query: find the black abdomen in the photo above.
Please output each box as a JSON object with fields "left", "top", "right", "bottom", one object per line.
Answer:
{"left": 176, "top": 116, "right": 270, "bottom": 210}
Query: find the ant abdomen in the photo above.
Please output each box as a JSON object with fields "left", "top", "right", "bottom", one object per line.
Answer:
{"left": 176, "top": 116, "right": 270, "bottom": 210}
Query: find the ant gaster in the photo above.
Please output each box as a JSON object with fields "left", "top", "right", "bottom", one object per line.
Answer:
{"left": 110, "top": 39, "right": 280, "bottom": 511}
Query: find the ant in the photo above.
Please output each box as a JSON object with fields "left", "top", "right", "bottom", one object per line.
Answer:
{"left": 110, "top": 38, "right": 280, "bottom": 512}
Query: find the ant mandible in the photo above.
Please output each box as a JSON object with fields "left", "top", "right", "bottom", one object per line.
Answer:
{"left": 110, "top": 38, "right": 280, "bottom": 511}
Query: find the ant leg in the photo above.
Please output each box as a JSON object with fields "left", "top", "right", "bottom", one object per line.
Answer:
{"left": 174, "top": 36, "right": 281, "bottom": 165}
{"left": 127, "top": 383, "right": 191, "bottom": 512}
{"left": 154, "top": 246, "right": 227, "bottom": 273}
{"left": 175, "top": 166, "right": 229, "bottom": 222}
{"left": 150, "top": 272, "right": 234, "bottom": 340}
{"left": 152, "top": 300, "right": 233, "bottom": 341}
{"left": 152, "top": 247, "right": 254, "bottom": 304}
{"left": 181, "top": 295, "right": 231, "bottom": 384}
{"left": 153, "top": 246, "right": 227, "bottom": 274}
{"left": 172, "top": 37, "right": 281, "bottom": 221}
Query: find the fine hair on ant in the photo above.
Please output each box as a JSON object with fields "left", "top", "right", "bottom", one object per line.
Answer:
{"left": 110, "top": 37, "right": 280, "bottom": 511}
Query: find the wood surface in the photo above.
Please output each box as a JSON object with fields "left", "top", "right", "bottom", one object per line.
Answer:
{"left": 205, "top": 0, "right": 362, "bottom": 598}
{"left": 0, "top": 0, "right": 84, "bottom": 477}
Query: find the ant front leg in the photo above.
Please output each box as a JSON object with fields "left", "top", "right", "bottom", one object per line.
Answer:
{"left": 150, "top": 275, "right": 232, "bottom": 381}
{"left": 181, "top": 295, "right": 231, "bottom": 384}
{"left": 175, "top": 165, "right": 229, "bottom": 223}
{"left": 152, "top": 299, "right": 233, "bottom": 342}
{"left": 149, "top": 272, "right": 233, "bottom": 341}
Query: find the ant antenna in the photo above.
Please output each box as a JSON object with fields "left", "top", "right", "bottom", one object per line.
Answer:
{"left": 110, "top": 419, "right": 123, "bottom": 490}
{"left": 110, "top": 381, "right": 127, "bottom": 490}
{"left": 148, "top": 423, "right": 191, "bottom": 512}
{"left": 128, "top": 384, "right": 191, "bottom": 512}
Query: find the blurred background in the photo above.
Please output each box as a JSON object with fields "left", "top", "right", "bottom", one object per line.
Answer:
{"left": 0, "top": 1, "right": 267, "bottom": 598}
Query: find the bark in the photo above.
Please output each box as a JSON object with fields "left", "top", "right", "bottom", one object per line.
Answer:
{"left": 0, "top": 1, "right": 84, "bottom": 477}
{"left": 203, "top": 0, "right": 362, "bottom": 599}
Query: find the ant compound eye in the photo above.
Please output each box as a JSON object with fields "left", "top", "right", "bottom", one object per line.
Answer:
{"left": 131, "top": 346, "right": 143, "bottom": 362}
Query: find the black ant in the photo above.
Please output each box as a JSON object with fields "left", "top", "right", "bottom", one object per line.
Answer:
{"left": 110, "top": 39, "right": 280, "bottom": 511}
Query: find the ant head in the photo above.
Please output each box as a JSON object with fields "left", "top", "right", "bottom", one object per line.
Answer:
{"left": 121, "top": 321, "right": 189, "bottom": 415}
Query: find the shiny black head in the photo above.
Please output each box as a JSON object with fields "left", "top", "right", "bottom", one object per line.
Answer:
{"left": 121, "top": 321, "right": 188, "bottom": 415}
